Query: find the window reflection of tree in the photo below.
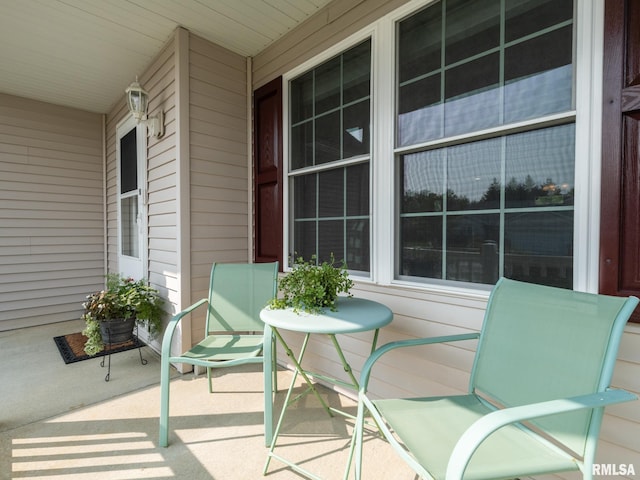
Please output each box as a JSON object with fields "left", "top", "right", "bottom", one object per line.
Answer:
{"left": 403, "top": 177, "right": 574, "bottom": 211}
{"left": 400, "top": 177, "right": 574, "bottom": 288}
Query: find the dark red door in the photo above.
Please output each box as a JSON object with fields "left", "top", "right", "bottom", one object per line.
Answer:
{"left": 600, "top": 0, "right": 640, "bottom": 321}
{"left": 253, "top": 77, "right": 283, "bottom": 267}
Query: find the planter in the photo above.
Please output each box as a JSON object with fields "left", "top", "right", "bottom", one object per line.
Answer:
{"left": 100, "top": 317, "right": 136, "bottom": 345}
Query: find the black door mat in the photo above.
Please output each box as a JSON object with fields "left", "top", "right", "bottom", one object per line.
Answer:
{"left": 53, "top": 332, "right": 145, "bottom": 364}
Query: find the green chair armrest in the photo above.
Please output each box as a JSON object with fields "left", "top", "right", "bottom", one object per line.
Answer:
{"left": 446, "top": 389, "right": 638, "bottom": 480}
{"left": 161, "top": 298, "right": 208, "bottom": 359}
{"left": 359, "top": 333, "right": 480, "bottom": 392}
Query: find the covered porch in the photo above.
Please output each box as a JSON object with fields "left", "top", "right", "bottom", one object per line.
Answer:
{"left": 1, "top": 0, "right": 639, "bottom": 478}
{"left": 0, "top": 319, "right": 413, "bottom": 479}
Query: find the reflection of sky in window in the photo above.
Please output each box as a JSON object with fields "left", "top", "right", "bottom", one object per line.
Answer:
{"left": 448, "top": 139, "right": 501, "bottom": 203}
{"left": 397, "top": 66, "right": 572, "bottom": 147}
{"left": 506, "top": 124, "right": 575, "bottom": 191}
{"left": 505, "top": 65, "right": 572, "bottom": 123}
{"left": 346, "top": 127, "right": 363, "bottom": 142}
{"left": 403, "top": 150, "right": 443, "bottom": 195}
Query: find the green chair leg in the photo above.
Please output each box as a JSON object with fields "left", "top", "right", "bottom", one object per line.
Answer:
{"left": 159, "top": 354, "right": 171, "bottom": 447}
{"left": 263, "top": 325, "right": 275, "bottom": 446}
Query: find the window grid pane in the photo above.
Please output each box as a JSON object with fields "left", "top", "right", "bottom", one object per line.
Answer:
{"left": 291, "top": 163, "right": 370, "bottom": 271}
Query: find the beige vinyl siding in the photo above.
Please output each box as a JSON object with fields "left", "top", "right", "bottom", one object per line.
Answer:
{"left": 146, "top": 36, "right": 178, "bottom": 312}
{"left": 252, "top": 0, "right": 640, "bottom": 474}
{"left": 0, "top": 94, "right": 103, "bottom": 330}
{"left": 104, "top": 100, "right": 126, "bottom": 276}
{"left": 188, "top": 33, "right": 248, "bottom": 344}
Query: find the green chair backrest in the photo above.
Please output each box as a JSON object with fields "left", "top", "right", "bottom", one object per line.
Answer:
{"left": 205, "top": 262, "right": 278, "bottom": 334}
{"left": 471, "top": 278, "right": 637, "bottom": 456}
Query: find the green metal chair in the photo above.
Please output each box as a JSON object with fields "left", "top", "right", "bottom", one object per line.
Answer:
{"left": 159, "top": 261, "right": 278, "bottom": 448}
{"left": 353, "top": 278, "right": 639, "bottom": 480}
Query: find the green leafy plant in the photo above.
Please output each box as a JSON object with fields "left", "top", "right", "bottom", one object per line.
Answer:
{"left": 81, "top": 274, "right": 164, "bottom": 355}
{"left": 270, "top": 254, "right": 354, "bottom": 314}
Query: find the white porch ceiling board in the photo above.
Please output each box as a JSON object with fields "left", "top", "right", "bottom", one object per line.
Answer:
{"left": 263, "top": 0, "right": 322, "bottom": 18}
{"left": 0, "top": 0, "right": 333, "bottom": 113}
{"left": 60, "top": 0, "right": 180, "bottom": 42}
{"left": 127, "top": 0, "right": 277, "bottom": 55}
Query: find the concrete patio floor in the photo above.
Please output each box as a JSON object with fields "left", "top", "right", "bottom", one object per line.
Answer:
{"left": 0, "top": 320, "right": 415, "bottom": 479}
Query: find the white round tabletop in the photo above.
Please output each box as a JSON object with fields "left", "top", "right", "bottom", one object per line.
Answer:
{"left": 260, "top": 297, "right": 393, "bottom": 334}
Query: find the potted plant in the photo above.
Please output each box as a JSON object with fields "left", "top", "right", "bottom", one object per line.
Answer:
{"left": 81, "top": 274, "right": 164, "bottom": 355}
{"left": 270, "top": 254, "right": 354, "bottom": 314}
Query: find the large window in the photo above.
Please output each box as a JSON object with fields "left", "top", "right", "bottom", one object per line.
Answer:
{"left": 289, "top": 40, "right": 371, "bottom": 273}
{"left": 286, "top": 0, "right": 581, "bottom": 290}
{"left": 396, "top": 0, "right": 575, "bottom": 288}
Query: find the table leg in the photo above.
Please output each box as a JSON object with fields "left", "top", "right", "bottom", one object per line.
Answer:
{"left": 329, "top": 334, "right": 359, "bottom": 388}
{"left": 265, "top": 327, "right": 384, "bottom": 479}
{"left": 370, "top": 328, "right": 381, "bottom": 353}
{"left": 264, "top": 329, "right": 332, "bottom": 477}
{"left": 274, "top": 328, "right": 333, "bottom": 414}
{"left": 263, "top": 325, "right": 274, "bottom": 447}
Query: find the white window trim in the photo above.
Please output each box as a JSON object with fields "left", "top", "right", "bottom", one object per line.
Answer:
{"left": 573, "top": 0, "right": 604, "bottom": 294}
{"left": 282, "top": 0, "right": 603, "bottom": 295}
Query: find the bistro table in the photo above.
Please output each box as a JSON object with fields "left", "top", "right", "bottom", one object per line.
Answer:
{"left": 261, "top": 296, "right": 393, "bottom": 480}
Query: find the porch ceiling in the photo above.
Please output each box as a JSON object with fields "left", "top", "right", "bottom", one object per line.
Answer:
{"left": 0, "top": 0, "right": 333, "bottom": 114}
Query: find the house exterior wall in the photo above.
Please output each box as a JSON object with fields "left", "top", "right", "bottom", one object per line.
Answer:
{"left": 188, "top": 33, "right": 249, "bottom": 343}
{"left": 0, "top": 94, "right": 103, "bottom": 330}
{"left": 253, "top": 0, "right": 640, "bottom": 474}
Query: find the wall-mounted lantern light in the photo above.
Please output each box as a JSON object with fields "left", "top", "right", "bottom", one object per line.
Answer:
{"left": 125, "top": 77, "right": 164, "bottom": 138}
